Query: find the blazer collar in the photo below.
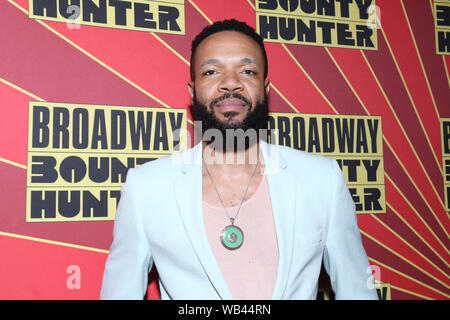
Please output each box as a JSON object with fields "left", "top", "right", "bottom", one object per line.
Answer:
{"left": 174, "top": 140, "right": 296, "bottom": 299}
{"left": 260, "top": 141, "right": 296, "bottom": 299}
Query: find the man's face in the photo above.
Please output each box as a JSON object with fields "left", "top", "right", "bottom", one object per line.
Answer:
{"left": 188, "top": 31, "right": 270, "bottom": 129}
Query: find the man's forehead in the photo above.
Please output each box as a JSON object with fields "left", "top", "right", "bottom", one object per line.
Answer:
{"left": 200, "top": 57, "right": 261, "bottom": 68}
{"left": 198, "top": 30, "right": 258, "bottom": 47}
{"left": 195, "top": 31, "right": 263, "bottom": 62}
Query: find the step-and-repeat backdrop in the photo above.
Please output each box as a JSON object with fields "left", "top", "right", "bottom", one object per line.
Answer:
{"left": 0, "top": 0, "right": 449, "bottom": 300}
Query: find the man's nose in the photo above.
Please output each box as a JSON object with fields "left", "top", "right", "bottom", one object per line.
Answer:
{"left": 219, "top": 71, "right": 244, "bottom": 92}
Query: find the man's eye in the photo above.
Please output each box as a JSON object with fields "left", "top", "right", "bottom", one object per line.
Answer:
{"left": 203, "top": 70, "right": 217, "bottom": 76}
{"left": 243, "top": 69, "right": 256, "bottom": 75}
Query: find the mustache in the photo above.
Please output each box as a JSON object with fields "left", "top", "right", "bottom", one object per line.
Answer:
{"left": 210, "top": 92, "right": 251, "bottom": 110}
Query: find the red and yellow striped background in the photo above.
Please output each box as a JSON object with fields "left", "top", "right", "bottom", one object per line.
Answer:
{"left": 0, "top": 0, "right": 449, "bottom": 299}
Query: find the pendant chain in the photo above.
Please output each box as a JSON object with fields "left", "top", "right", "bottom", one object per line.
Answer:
{"left": 202, "top": 153, "right": 260, "bottom": 225}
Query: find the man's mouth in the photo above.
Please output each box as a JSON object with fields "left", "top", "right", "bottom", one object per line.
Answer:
{"left": 215, "top": 98, "right": 248, "bottom": 112}
{"left": 211, "top": 94, "right": 251, "bottom": 113}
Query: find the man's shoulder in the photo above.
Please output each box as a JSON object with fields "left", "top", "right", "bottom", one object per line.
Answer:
{"left": 270, "top": 143, "right": 336, "bottom": 169}
{"left": 265, "top": 143, "right": 341, "bottom": 187}
{"left": 132, "top": 147, "right": 196, "bottom": 176}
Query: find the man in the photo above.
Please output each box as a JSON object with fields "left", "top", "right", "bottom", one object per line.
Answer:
{"left": 100, "top": 19, "right": 378, "bottom": 300}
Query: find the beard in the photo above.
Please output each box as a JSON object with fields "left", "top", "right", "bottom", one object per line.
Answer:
{"left": 191, "top": 90, "right": 269, "bottom": 151}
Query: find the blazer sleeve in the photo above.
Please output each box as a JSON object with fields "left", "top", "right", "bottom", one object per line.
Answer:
{"left": 100, "top": 168, "right": 153, "bottom": 299}
{"left": 323, "top": 159, "right": 379, "bottom": 300}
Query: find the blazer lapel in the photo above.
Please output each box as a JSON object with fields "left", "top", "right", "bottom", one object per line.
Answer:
{"left": 260, "top": 141, "right": 296, "bottom": 300}
{"left": 173, "top": 143, "right": 233, "bottom": 300}
{"left": 173, "top": 141, "right": 296, "bottom": 300}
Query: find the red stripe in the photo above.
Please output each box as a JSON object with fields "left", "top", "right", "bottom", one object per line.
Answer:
{"left": 285, "top": 43, "right": 367, "bottom": 115}
{"left": 385, "top": 179, "right": 450, "bottom": 265}
{"left": 193, "top": 0, "right": 257, "bottom": 25}
{"left": 364, "top": 34, "right": 443, "bottom": 191}
{"left": 360, "top": 215, "right": 449, "bottom": 290}
{"left": 156, "top": 1, "right": 214, "bottom": 63}
{"left": 445, "top": 56, "right": 450, "bottom": 82}
{"left": 0, "top": 162, "right": 115, "bottom": 251}
{"left": 369, "top": 262, "right": 446, "bottom": 300}
{"left": 10, "top": 0, "right": 191, "bottom": 109}
{"left": 265, "top": 43, "right": 337, "bottom": 114}
{"left": 383, "top": 144, "right": 450, "bottom": 250}
{"left": 403, "top": 0, "right": 450, "bottom": 118}
{"left": 379, "top": 0, "right": 442, "bottom": 162}
{"left": 0, "top": 235, "right": 106, "bottom": 299}
{"left": 328, "top": 47, "right": 450, "bottom": 239}
{"left": 364, "top": 34, "right": 450, "bottom": 235}
{"left": 2, "top": 1, "right": 164, "bottom": 108}
{"left": 0, "top": 81, "right": 30, "bottom": 165}
{"left": 362, "top": 235, "right": 449, "bottom": 300}
{"left": 358, "top": 202, "right": 450, "bottom": 283}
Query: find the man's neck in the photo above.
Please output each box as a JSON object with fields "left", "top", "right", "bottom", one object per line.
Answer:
{"left": 201, "top": 139, "right": 264, "bottom": 208}
{"left": 202, "top": 139, "right": 261, "bottom": 173}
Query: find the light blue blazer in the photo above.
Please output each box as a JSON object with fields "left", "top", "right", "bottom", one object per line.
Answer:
{"left": 100, "top": 141, "right": 378, "bottom": 300}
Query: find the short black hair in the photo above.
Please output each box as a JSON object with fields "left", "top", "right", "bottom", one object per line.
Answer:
{"left": 190, "top": 19, "right": 268, "bottom": 81}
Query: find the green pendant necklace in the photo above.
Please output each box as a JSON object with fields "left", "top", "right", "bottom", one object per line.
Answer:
{"left": 203, "top": 155, "right": 259, "bottom": 250}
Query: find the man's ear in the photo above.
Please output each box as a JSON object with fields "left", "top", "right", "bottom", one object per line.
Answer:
{"left": 187, "top": 81, "right": 194, "bottom": 100}
{"left": 264, "top": 78, "right": 270, "bottom": 95}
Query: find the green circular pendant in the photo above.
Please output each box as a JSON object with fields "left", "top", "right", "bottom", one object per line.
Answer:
{"left": 220, "top": 225, "right": 244, "bottom": 250}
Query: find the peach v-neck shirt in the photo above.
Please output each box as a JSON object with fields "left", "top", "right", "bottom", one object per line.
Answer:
{"left": 203, "top": 173, "right": 279, "bottom": 300}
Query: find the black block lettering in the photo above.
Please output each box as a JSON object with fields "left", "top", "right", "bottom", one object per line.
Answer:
{"left": 356, "top": 25, "right": 374, "bottom": 48}
{"left": 258, "top": 0, "right": 278, "bottom": 10}
{"left": 336, "top": 0, "right": 352, "bottom": 17}
{"left": 31, "top": 191, "right": 56, "bottom": 218}
{"left": 297, "top": 18, "right": 316, "bottom": 43}
{"left": 58, "top": 191, "right": 80, "bottom": 218}
{"left": 322, "top": 118, "right": 334, "bottom": 153}
{"left": 436, "top": 5, "right": 450, "bottom": 27}
{"left": 279, "top": 0, "right": 298, "bottom": 12}
{"left": 443, "top": 122, "right": 450, "bottom": 153}
{"left": 317, "top": 21, "right": 335, "bottom": 44}
{"left": 317, "top": 0, "right": 335, "bottom": 16}
{"left": 153, "top": 112, "right": 169, "bottom": 151}
{"left": 159, "top": 5, "right": 181, "bottom": 31}
{"left": 59, "top": 0, "right": 81, "bottom": 19}
{"left": 337, "top": 23, "right": 355, "bottom": 46}
{"left": 83, "top": 191, "right": 107, "bottom": 217}
{"left": 299, "top": 0, "right": 316, "bottom": 14}
{"left": 89, "top": 157, "right": 109, "bottom": 183}
{"left": 83, "top": 0, "right": 107, "bottom": 23}
{"left": 111, "top": 110, "right": 126, "bottom": 149}
{"left": 129, "top": 110, "right": 152, "bottom": 150}
{"left": 111, "top": 157, "right": 134, "bottom": 183}
{"left": 72, "top": 108, "right": 89, "bottom": 149}
{"left": 259, "top": 15, "right": 278, "bottom": 40}
{"left": 109, "top": 0, "right": 132, "bottom": 26}
{"left": 364, "top": 187, "right": 382, "bottom": 211}
{"left": 32, "top": 106, "right": 50, "bottom": 148}
{"left": 307, "top": 117, "right": 321, "bottom": 153}
{"left": 33, "top": 0, "right": 57, "bottom": 17}
{"left": 279, "top": 17, "right": 296, "bottom": 41}
{"left": 292, "top": 117, "right": 306, "bottom": 150}
{"left": 31, "top": 156, "right": 58, "bottom": 183}
{"left": 91, "top": 109, "right": 108, "bottom": 149}
{"left": 438, "top": 31, "right": 450, "bottom": 53}
{"left": 277, "top": 116, "right": 291, "bottom": 147}
{"left": 134, "top": 3, "right": 156, "bottom": 29}
{"left": 59, "top": 156, "right": 86, "bottom": 183}
{"left": 343, "top": 159, "right": 360, "bottom": 182}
